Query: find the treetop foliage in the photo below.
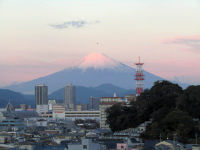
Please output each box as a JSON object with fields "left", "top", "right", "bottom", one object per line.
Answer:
{"left": 106, "top": 80, "right": 200, "bottom": 143}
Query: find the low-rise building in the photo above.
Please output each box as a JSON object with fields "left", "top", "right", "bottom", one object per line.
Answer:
{"left": 65, "top": 111, "right": 100, "bottom": 120}
{"left": 117, "top": 143, "right": 129, "bottom": 150}
{"left": 0, "top": 133, "right": 11, "bottom": 144}
{"left": 89, "top": 96, "right": 100, "bottom": 110}
{"left": 52, "top": 104, "right": 66, "bottom": 119}
{"left": 125, "top": 94, "right": 136, "bottom": 103}
{"left": 48, "top": 100, "right": 56, "bottom": 111}
{"left": 76, "top": 104, "right": 89, "bottom": 111}
{"left": 193, "top": 145, "right": 200, "bottom": 150}
{"left": 68, "top": 138, "right": 101, "bottom": 150}
{"left": 36, "top": 118, "right": 48, "bottom": 127}
{"left": 36, "top": 105, "right": 48, "bottom": 114}
{"left": 100, "top": 97, "right": 124, "bottom": 129}
{"left": 20, "top": 104, "right": 28, "bottom": 110}
{"left": 0, "top": 112, "right": 5, "bottom": 121}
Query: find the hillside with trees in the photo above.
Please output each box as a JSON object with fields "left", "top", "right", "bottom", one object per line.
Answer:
{"left": 106, "top": 80, "right": 200, "bottom": 143}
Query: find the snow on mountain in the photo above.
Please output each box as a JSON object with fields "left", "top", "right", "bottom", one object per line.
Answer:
{"left": 5, "top": 52, "right": 164, "bottom": 94}
{"left": 76, "top": 52, "right": 120, "bottom": 69}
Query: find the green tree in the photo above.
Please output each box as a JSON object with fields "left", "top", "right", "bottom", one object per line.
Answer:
{"left": 177, "top": 85, "right": 200, "bottom": 119}
{"left": 106, "top": 103, "right": 123, "bottom": 132}
{"left": 106, "top": 80, "right": 200, "bottom": 143}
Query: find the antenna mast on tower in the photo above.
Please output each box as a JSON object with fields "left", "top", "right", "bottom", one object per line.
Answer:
{"left": 135, "top": 57, "right": 144, "bottom": 96}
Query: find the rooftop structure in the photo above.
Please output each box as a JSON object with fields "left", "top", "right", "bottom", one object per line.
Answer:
{"left": 6, "top": 102, "right": 15, "bottom": 114}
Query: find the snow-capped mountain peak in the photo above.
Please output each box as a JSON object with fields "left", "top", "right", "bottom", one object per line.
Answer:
{"left": 76, "top": 52, "right": 120, "bottom": 69}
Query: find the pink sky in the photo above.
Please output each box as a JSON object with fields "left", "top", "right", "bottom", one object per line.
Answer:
{"left": 0, "top": 0, "right": 200, "bottom": 87}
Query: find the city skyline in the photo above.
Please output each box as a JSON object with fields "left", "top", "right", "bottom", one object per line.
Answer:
{"left": 0, "top": 0, "right": 200, "bottom": 87}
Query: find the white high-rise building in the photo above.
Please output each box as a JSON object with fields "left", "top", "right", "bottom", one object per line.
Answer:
{"left": 64, "top": 83, "right": 76, "bottom": 110}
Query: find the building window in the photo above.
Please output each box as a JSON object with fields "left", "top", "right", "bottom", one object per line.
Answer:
{"left": 83, "top": 145, "right": 87, "bottom": 149}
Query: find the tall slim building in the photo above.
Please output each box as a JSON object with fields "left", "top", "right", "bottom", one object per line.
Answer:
{"left": 64, "top": 83, "right": 76, "bottom": 110}
{"left": 35, "top": 84, "right": 48, "bottom": 105}
{"left": 35, "top": 84, "right": 48, "bottom": 114}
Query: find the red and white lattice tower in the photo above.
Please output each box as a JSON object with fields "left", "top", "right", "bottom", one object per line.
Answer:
{"left": 135, "top": 57, "right": 144, "bottom": 96}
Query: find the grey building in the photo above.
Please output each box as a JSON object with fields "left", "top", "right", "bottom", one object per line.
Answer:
{"left": 35, "top": 84, "right": 48, "bottom": 114}
{"left": 64, "top": 83, "right": 76, "bottom": 110}
{"left": 35, "top": 84, "right": 48, "bottom": 106}
{"left": 89, "top": 96, "right": 100, "bottom": 110}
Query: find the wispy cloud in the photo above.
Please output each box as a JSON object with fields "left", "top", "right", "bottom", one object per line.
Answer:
{"left": 164, "top": 35, "right": 200, "bottom": 50}
{"left": 50, "top": 20, "right": 100, "bottom": 29}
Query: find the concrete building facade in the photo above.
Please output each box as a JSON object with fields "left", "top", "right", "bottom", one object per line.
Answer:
{"left": 35, "top": 84, "right": 48, "bottom": 114}
{"left": 35, "top": 84, "right": 48, "bottom": 105}
{"left": 64, "top": 84, "right": 76, "bottom": 110}
{"left": 39, "top": 111, "right": 100, "bottom": 120}
{"left": 65, "top": 111, "right": 99, "bottom": 120}
{"left": 52, "top": 104, "right": 66, "bottom": 119}
{"left": 100, "top": 97, "right": 124, "bottom": 129}
{"left": 36, "top": 105, "right": 48, "bottom": 114}
{"left": 89, "top": 96, "right": 100, "bottom": 110}
{"left": 48, "top": 100, "right": 56, "bottom": 111}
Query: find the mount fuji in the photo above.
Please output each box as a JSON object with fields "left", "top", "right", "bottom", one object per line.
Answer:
{"left": 6, "top": 52, "right": 164, "bottom": 94}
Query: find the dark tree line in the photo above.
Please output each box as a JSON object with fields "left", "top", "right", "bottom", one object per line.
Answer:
{"left": 106, "top": 80, "right": 200, "bottom": 143}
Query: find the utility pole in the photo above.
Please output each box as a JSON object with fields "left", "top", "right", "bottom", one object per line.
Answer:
{"left": 173, "top": 133, "right": 177, "bottom": 150}
{"left": 195, "top": 133, "right": 198, "bottom": 144}
{"left": 159, "top": 133, "right": 162, "bottom": 142}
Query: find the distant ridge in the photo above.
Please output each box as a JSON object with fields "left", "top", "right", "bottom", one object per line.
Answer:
{"left": 5, "top": 52, "right": 164, "bottom": 94}
{"left": 0, "top": 89, "right": 34, "bottom": 107}
{"left": 0, "top": 84, "right": 135, "bottom": 106}
{"left": 49, "top": 83, "right": 136, "bottom": 104}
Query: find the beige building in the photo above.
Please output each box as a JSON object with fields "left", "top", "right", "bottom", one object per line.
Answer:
{"left": 20, "top": 104, "right": 28, "bottom": 110}
{"left": 36, "top": 110, "right": 100, "bottom": 120}
{"left": 76, "top": 104, "right": 82, "bottom": 111}
{"left": 52, "top": 104, "right": 66, "bottom": 119}
{"left": 100, "top": 97, "right": 124, "bottom": 129}
{"left": 65, "top": 110, "right": 99, "bottom": 120}
{"left": 125, "top": 94, "right": 136, "bottom": 103}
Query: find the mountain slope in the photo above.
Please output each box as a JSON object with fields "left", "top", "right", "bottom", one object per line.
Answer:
{"left": 6, "top": 53, "right": 163, "bottom": 94}
{"left": 0, "top": 89, "right": 35, "bottom": 107}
